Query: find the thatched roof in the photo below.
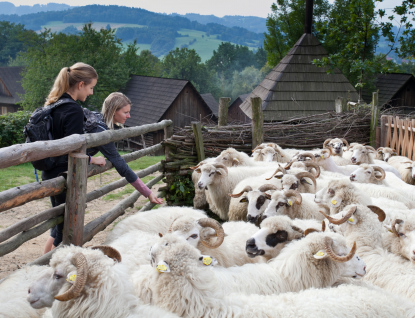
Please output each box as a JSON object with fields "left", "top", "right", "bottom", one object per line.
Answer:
{"left": 240, "top": 33, "right": 359, "bottom": 121}
{"left": 0, "top": 66, "right": 24, "bottom": 105}
{"left": 362, "top": 73, "right": 415, "bottom": 106}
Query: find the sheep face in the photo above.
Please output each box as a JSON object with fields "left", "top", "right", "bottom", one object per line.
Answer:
{"left": 325, "top": 138, "right": 346, "bottom": 156}
{"left": 350, "top": 145, "right": 375, "bottom": 164}
{"left": 244, "top": 190, "right": 271, "bottom": 224}
{"left": 376, "top": 147, "right": 397, "bottom": 162}
{"left": 245, "top": 216, "right": 303, "bottom": 258}
{"left": 280, "top": 174, "right": 299, "bottom": 191}
{"left": 262, "top": 191, "right": 300, "bottom": 220}
{"left": 196, "top": 164, "right": 227, "bottom": 189}
{"left": 349, "top": 164, "right": 385, "bottom": 184}
{"left": 387, "top": 219, "right": 415, "bottom": 263}
{"left": 27, "top": 267, "right": 58, "bottom": 309}
{"left": 314, "top": 179, "right": 358, "bottom": 213}
{"left": 215, "top": 148, "right": 245, "bottom": 167}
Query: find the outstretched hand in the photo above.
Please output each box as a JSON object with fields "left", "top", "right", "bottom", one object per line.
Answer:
{"left": 149, "top": 193, "right": 163, "bottom": 204}
{"left": 90, "top": 156, "right": 106, "bottom": 167}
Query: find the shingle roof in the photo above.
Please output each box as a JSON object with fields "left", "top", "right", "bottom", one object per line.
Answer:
{"left": 239, "top": 33, "right": 359, "bottom": 120}
{"left": 0, "top": 66, "right": 25, "bottom": 104}
{"left": 361, "top": 73, "right": 414, "bottom": 106}
{"left": 123, "top": 75, "right": 189, "bottom": 126}
{"left": 200, "top": 93, "right": 219, "bottom": 116}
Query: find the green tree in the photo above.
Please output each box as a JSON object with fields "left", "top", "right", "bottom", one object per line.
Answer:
{"left": 231, "top": 66, "right": 265, "bottom": 99}
{"left": 264, "top": 0, "right": 330, "bottom": 66}
{"left": 19, "top": 23, "right": 144, "bottom": 110}
{"left": 0, "top": 21, "right": 35, "bottom": 66}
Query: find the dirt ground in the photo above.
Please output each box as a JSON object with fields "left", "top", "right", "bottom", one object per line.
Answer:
{"left": 0, "top": 170, "right": 165, "bottom": 280}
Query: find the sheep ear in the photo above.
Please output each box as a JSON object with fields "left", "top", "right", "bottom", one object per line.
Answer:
{"left": 159, "top": 233, "right": 163, "bottom": 237}
{"left": 156, "top": 261, "right": 170, "bottom": 273}
{"left": 232, "top": 158, "right": 240, "bottom": 166}
{"left": 195, "top": 168, "right": 201, "bottom": 173}
{"left": 300, "top": 178, "right": 312, "bottom": 185}
{"left": 287, "top": 199, "right": 293, "bottom": 206}
{"left": 384, "top": 224, "right": 393, "bottom": 233}
{"left": 239, "top": 197, "right": 248, "bottom": 203}
{"left": 313, "top": 250, "right": 328, "bottom": 259}
{"left": 330, "top": 197, "right": 341, "bottom": 207}
{"left": 275, "top": 174, "right": 284, "bottom": 179}
{"left": 347, "top": 216, "right": 357, "bottom": 224}
{"left": 66, "top": 271, "right": 77, "bottom": 284}
{"left": 199, "top": 255, "right": 218, "bottom": 266}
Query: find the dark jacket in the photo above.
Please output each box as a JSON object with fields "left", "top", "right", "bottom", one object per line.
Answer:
{"left": 42, "top": 93, "right": 84, "bottom": 181}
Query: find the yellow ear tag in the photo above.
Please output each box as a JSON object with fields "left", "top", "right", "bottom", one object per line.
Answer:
{"left": 388, "top": 229, "right": 393, "bottom": 233}
{"left": 331, "top": 199, "right": 337, "bottom": 205}
{"left": 321, "top": 155, "right": 324, "bottom": 158}
{"left": 288, "top": 200, "right": 293, "bottom": 206}
{"left": 157, "top": 264, "right": 167, "bottom": 273}
{"left": 203, "top": 257, "right": 212, "bottom": 266}
{"left": 66, "top": 274, "right": 76, "bottom": 284}
{"left": 234, "top": 158, "right": 240, "bottom": 162}
{"left": 348, "top": 218, "right": 354, "bottom": 223}
{"left": 316, "top": 251, "right": 325, "bottom": 257}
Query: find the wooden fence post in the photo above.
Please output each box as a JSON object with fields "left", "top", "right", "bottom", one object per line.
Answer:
{"left": 164, "top": 123, "right": 173, "bottom": 161}
{"left": 335, "top": 97, "right": 346, "bottom": 113}
{"left": 192, "top": 122, "right": 205, "bottom": 162}
{"left": 218, "top": 97, "right": 230, "bottom": 126}
{"left": 380, "top": 115, "right": 388, "bottom": 148}
{"left": 251, "top": 97, "right": 264, "bottom": 149}
{"left": 62, "top": 147, "right": 88, "bottom": 246}
{"left": 370, "top": 91, "right": 379, "bottom": 147}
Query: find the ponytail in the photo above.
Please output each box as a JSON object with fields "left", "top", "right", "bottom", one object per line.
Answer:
{"left": 44, "top": 62, "right": 98, "bottom": 106}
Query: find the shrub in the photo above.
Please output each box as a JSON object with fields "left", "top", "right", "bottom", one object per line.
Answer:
{"left": 0, "top": 111, "right": 31, "bottom": 148}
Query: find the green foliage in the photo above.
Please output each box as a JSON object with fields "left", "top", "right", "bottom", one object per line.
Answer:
{"left": 0, "top": 20, "right": 35, "bottom": 66}
{"left": 166, "top": 174, "right": 194, "bottom": 206}
{"left": 0, "top": 110, "right": 31, "bottom": 147}
{"left": 19, "top": 23, "right": 158, "bottom": 111}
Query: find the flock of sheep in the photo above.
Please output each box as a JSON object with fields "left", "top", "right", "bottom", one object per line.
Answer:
{"left": 1, "top": 138, "right": 415, "bottom": 317}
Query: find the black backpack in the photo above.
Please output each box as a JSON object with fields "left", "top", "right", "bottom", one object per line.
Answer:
{"left": 24, "top": 100, "right": 106, "bottom": 171}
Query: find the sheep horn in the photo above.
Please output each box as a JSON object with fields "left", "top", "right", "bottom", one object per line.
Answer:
{"left": 92, "top": 246, "right": 122, "bottom": 263}
{"left": 167, "top": 216, "right": 181, "bottom": 233}
{"left": 372, "top": 166, "right": 386, "bottom": 181}
{"left": 189, "top": 162, "right": 203, "bottom": 170}
{"left": 322, "top": 221, "right": 326, "bottom": 232}
{"left": 365, "top": 145, "right": 376, "bottom": 152}
{"left": 304, "top": 161, "right": 320, "bottom": 178}
{"left": 323, "top": 139, "right": 332, "bottom": 149}
{"left": 391, "top": 219, "right": 404, "bottom": 237}
{"left": 319, "top": 206, "right": 357, "bottom": 225}
{"left": 198, "top": 218, "right": 225, "bottom": 248}
{"left": 258, "top": 184, "right": 279, "bottom": 192}
{"left": 367, "top": 205, "right": 386, "bottom": 222}
{"left": 229, "top": 186, "right": 253, "bottom": 198}
{"left": 284, "top": 160, "right": 294, "bottom": 170}
{"left": 403, "top": 161, "right": 413, "bottom": 165}
{"left": 321, "top": 148, "right": 331, "bottom": 158}
{"left": 324, "top": 237, "right": 357, "bottom": 262}
{"left": 295, "top": 172, "right": 317, "bottom": 190}
{"left": 252, "top": 145, "right": 264, "bottom": 152}
{"left": 340, "top": 138, "right": 349, "bottom": 148}
{"left": 377, "top": 147, "right": 384, "bottom": 153}
{"left": 213, "top": 163, "right": 228, "bottom": 175}
{"left": 291, "top": 225, "right": 304, "bottom": 235}
{"left": 284, "top": 189, "right": 302, "bottom": 204}
{"left": 265, "top": 166, "right": 286, "bottom": 180}
{"left": 304, "top": 228, "right": 318, "bottom": 236}
{"left": 54, "top": 253, "right": 88, "bottom": 301}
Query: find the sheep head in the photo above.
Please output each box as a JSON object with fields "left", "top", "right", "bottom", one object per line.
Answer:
{"left": 196, "top": 163, "right": 228, "bottom": 189}
{"left": 323, "top": 138, "right": 349, "bottom": 156}
{"left": 376, "top": 147, "right": 397, "bottom": 162}
{"left": 351, "top": 144, "right": 376, "bottom": 164}
{"left": 385, "top": 218, "right": 415, "bottom": 263}
{"left": 349, "top": 164, "right": 385, "bottom": 185}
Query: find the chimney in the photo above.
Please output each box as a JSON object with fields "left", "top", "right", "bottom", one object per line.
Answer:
{"left": 304, "top": 0, "right": 314, "bottom": 34}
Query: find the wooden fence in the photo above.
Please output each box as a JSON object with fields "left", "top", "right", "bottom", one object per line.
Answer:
{"left": 380, "top": 115, "right": 415, "bottom": 160}
{"left": 0, "top": 119, "right": 173, "bottom": 265}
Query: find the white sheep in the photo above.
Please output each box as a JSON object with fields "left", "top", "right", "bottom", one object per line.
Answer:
{"left": 387, "top": 155, "right": 415, "bottom": 185}
{"left": 262, "top": 189, "right": 326, "bottom": 221}
{"left": 376, "top": 146, "right": 397, "bottom": 161}
{"left": 196, "top": 163, "right": 272, "bottom": 220}
{"left": 27, "top": 245, "right": 178, "bottom": 318}
{"left": 323, "top": 137, "right": 351, "bottom": 165}
{"left": 252, "top": 142, "right": 293, "bottom": 163}
{"left": 321, "top": 204, "right": 415, "bottom": 303}
{"left": 383, "top": 216, "right": 415, "bottom": 263}
{"left": 0, "top": 265, "right": 50, "bottom": 318}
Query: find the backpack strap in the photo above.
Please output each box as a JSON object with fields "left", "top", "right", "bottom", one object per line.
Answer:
{"left": 48, "top": 98, "right": 74, "bottom": 111}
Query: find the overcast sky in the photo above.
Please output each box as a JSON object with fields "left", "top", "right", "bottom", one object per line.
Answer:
{"left": 7, "top": 0, "right": 402, "bottom": 20}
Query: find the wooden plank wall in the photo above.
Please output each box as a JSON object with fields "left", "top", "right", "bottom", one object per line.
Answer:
{"left": 381, "top": 115, "right": 415, "bottom": 160}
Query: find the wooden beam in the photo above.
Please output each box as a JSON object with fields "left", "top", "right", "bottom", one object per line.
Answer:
{"left": 370, "top": 91, "right": 379, "bottom": 147}
{"left": 218, "top": 97, "right": 230, "bottom": 126}
{"left": 62, "top": 150, "right": 88, "bottom": 246}
{"left": 380, "top": 115, "right": 388, "bottom": 148}
{"left": 164, "top": 122, "right": 174, "bottom": 161}
{"left": 251, "top": 97, "right": 264, "bottom": 149}
{"left": 192, "top": 122, "right": 205, "bottom": 162}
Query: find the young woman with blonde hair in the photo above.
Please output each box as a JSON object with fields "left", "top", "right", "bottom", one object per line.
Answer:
{"left": 43, "top": 62, "right": 98, "bottom": 253}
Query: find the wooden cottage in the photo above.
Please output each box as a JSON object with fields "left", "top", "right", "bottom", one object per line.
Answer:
{"left": 362, "top": 73, "right": 415, "bottom": 112}
{"left": 0, "top": 66, "right": 24, "bottom": 115}
{"left": 200, "top": 93, "right": 219, "bottom": 121}
{"left": 123, "top": 75, "right": 215, "bottom": 152}
{"left": 228, "top": 93, "right": 251, "bottom": 124}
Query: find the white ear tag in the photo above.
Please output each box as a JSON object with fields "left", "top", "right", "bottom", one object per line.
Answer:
{"left": 347, "top": 217, "right": 357, "bottom": 224}
{"left": 287, "top": 200, "right": 293, "bottom": 206}
{"left": 156, "top": 261, "right": 170, "bottom": 273}
{"left": 313, "top": 250, "right": 327, "bottom": 259}
{"left": 66, "top": 271, "right": 77, "bottom": 284}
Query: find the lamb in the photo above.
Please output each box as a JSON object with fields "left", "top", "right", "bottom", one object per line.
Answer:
{"left": 27, "top": 245, "right": 178, "bottom": 318}
{"left": 262, "top": 189, "right": 327, "bottom": 221}
{"left": 387, "top": 155, "right": 415, "bottom": 185}
{"left": 167, "top": 215, "right": 266, "bottom": 266}
{"left": 144, "top": 231, "right": 364, "bottom": 298}
{"left": 196, "top": 163, "right": 273, "bottom": 220}
{"left": 246, "top": 215, "right": 321, "bottom": 259}
{"left": 376, "top": 147, "right": 397, "bottom": 161}
{"left": 321, "top": 204, "right": 415, "bottom": 303}
{"left": 383, "top": 216, "right": 415, "bottom": 263}
{"left": 0, "top": 265, "right": 50, "bottom": 318}
{"left": 323, "top": 137, "right": 351, "bottom": 165}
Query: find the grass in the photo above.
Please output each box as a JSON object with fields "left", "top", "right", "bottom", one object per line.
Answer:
{"left": 0, "top": 154, "right": 165, "bottom": 192}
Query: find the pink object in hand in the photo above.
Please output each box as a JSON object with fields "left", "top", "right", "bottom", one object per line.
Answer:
{"left": 130, "top": 178, "right": 152, "bottom": 197}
